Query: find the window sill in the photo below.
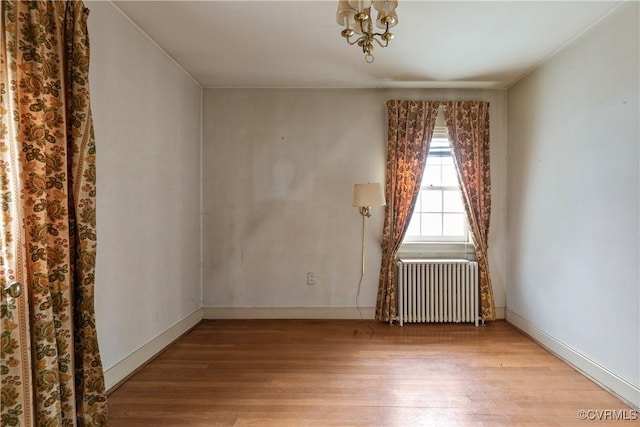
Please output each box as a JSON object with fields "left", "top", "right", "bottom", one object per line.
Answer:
{"left": 398, "top": 242, "right": 476, "bottom": 261}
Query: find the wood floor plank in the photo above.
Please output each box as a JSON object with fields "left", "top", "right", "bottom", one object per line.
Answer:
{"left": 107, "top": 320, "right": 636, "bottom": 426}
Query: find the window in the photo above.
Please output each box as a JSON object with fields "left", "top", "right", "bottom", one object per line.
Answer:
{"left": 404, "top": 137, "right": 470, "bottom": 243}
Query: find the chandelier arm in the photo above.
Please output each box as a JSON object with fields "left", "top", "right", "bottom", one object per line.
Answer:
{"left": 371, "top": 21, "right": 391, "bottom": 39}
{"left": 345, "top": 35, "right": 367, "bottom": 46}
{"left": 372, "top": 37, "right": 390, "bottom": 48}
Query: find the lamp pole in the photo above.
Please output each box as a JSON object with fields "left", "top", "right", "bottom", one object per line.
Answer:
{"left": 359, "top": 206, "right": 371, "bottom": 276}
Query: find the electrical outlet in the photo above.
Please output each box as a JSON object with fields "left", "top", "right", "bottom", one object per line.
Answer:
{"left": 307, "top": 272, "right": 316, "bottom": 285}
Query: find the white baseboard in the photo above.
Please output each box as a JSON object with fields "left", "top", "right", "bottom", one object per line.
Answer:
{"left": 203, "top": 306, "right": 505, "bottom": 321}
{"left": 506, "top": 309, "right": 639, "bottom": 409}
{"left": 104, "top": 308, "right": 203, "bottom": 391}
{"left": 203, "top": 306, "right": 376, "bottom": 320}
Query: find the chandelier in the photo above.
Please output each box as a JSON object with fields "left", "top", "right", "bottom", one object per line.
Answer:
{"left": 336, "top": 0, "right": 399, "bottom": 63}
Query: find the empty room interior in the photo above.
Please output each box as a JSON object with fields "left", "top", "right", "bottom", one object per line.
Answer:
{"left": 1, "top": 0, "right": 638, "bottom": 426}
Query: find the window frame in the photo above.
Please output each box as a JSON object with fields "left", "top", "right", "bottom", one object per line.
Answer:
{"left": 402, "top": 135, "right": 472, "bottom": 244}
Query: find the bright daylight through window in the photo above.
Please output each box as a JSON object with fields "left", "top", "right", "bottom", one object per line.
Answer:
{"left": 404, "top": 137, "right": 470, "bottom": 243}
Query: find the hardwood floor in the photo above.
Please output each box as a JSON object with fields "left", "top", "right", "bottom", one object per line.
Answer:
{"left": 107, "top": 320, "right": 635, "bottom": 426}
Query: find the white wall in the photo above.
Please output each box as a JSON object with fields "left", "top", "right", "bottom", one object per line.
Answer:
{"left": 507, "top": 2, "right": 639, "bottom": 405}
{"left": 202, "top": 89, "right": 507, "bottom": 318}
{"left": 87, "top": 1, "right": 202, "bottom": 387}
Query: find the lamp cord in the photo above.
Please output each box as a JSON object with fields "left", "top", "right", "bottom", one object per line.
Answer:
{"left": 356, "top": 214, "right": 366, "bottom": 320}
{"left": 356, "top": 265, "right": 375, "bottom": 337}
{"left": 361, "top": 214, "right": 366, "bottom": 276}
{"left": 356, "top": 213, "right": 375, "bottom": 337}
{"left": 356, "top": 270, "right": 365, "bottom": 320}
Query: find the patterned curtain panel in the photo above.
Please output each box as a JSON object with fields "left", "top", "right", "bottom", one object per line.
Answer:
{"left": 1, "top": 1, "right": 108, "bottom": 426}
{"left": 442, "top": 101, "right": 495, "bottom": 321}
{"left": 375, "top": 100, "right": 439, "bottom": 322}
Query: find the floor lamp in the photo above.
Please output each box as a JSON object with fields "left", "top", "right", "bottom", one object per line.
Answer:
{"left": 353, "top": 183, "right": 386, "bottom": 276}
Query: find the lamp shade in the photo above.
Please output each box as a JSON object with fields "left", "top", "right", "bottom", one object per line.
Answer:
{"left": 336, "top": 0, "right": 356, "bottom": 26}
{"left": 373, "top": 0, "right": 398, "bottom": 14}
{"left": 376, "top": 8, "right": 398, "bottom": 29}
{"left": 353, "top": 183, "right": 386, "bottom": 207}
{"left": 348, "top": 0, "right": 373, "bottom": 9}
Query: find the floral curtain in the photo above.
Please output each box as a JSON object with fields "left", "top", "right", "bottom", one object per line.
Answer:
{"left": 442, "top": 101, "right": 495, "bottom": 321}
{"left": 1, "top": 1, "right": 108, "bottom": 426}
{"left": 375, "top": 100, "right": 439, "bottom": 322}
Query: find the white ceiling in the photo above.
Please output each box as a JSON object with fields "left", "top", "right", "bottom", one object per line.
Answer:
{"left": 112, "top": 0, "right": 622, "bottom": 89}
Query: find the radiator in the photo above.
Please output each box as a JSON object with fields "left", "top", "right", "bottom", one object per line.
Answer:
{"left": 397, "top": 259, "right": 479, "bottom": 326}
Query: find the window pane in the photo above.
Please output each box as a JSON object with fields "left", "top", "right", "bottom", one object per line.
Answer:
{"left": 426, "top": 156, "right": 442, "bottom": 166}
{"left": 443, "top": 190, "right": 464, "bottom": 212}
{"left": 413, "top": 192, "right": 423, "bottom": 214}
{"left": 422, "top": 213, "right": 442, "bottom": 236}
{"left": 422, "top": 189, "right": 442, "bottom": 212}
{"left": 430, "top": 138, "right": 449, "bottom": 150}
{"left": 442, "top": 165, "right": 459, "bottom": 187}
{"left": 406, "top": 213, "right": 421, "bottom": 236}
{"left": 422, "top": 165, "right": 441, "bottom": 186}
{"left": 441, "top": 155, "right": 454, "bottom": 165}
{"left": 443, "top": 213, "right": 465, "bottom": 236}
